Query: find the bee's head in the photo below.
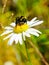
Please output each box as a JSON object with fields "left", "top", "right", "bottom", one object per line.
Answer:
{"left": 15, "top": 16, "right": 27, "bottom": 25}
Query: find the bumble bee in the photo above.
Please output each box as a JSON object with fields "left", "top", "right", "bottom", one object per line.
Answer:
{"left": 15, "top": 16, "right": 27, "bottom": 25}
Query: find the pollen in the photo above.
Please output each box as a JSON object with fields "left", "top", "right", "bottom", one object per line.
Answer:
{"left": 14, "top": 24, "right": 29, "bottom": 33}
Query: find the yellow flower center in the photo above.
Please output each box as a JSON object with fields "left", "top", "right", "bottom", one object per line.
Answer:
{"left": 14, "top": 24, "right": 29, "bottom": 33}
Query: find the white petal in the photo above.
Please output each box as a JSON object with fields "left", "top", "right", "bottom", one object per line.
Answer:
{"left": 30, "top": 21, "right": 43, "bottom": 27}
{"left": 25, "top": 32, "right": 30, "bottom": 37}
{"left": 29, "top": 28, "right": 42, "bottom": 34}
{"left": 27, "top": 17, "right": 37, "bottom": 25}
{"left": 8, "top": 34, "right": 15, "bottom": 45}
{"left": 18, "top": 34, "right": 23, "bottom": 44}
{"left": 22, "top": 32, "right": 26, "bottom": 41}
{"left": 27, "top": 29, "right": 39, "bottom": 37}
{"left": 10, "top": 22, "right": 16, "bottom": 27}
{"left": 29, "top": 31, "right": 39, "bottom": 37}
{"left": 14, "top": 34, "right": 19, "bottom": 44}
{"left": 30, "top": 17, "right": 37, "bottom": 22}
{"left": 5, "top": 27, "right": 13, "bottom": 30}
{"left": 3, "top": 33, "right": 14, "bottom": 40}
{"left": 1, "top": 30, "right": 13, "bottom": 36}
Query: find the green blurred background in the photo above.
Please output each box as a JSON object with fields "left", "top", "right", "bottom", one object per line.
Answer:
{"left": 0, "top": 0, "right": 49, "bottom": 65}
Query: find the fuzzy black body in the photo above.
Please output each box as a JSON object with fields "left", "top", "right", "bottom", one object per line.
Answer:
{"left": 15, "top": 16, "right": 27, "bottom": 25}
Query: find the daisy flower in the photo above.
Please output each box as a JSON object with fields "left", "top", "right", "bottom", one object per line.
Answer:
{"left": 4, "top": 61, "right": 14, "bottom": 65}
{"left": 1, "top": 16, "right": 43, "bottom": 45}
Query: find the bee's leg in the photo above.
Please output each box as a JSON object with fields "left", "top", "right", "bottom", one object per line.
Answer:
{"left": 26, "top": 21, "right": 27, "bottom": 24}
{"left": 15, "top": 21, "right": 18, "bottom": 26}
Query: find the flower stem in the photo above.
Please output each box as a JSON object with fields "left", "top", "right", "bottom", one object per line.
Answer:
{"left": 27, "top": 39, "right": 49, "bottom": 65}
{"left": 24, "top": 41, "right": 33, "bottom": 65}
{"left": 2, "top": 0, "right": 8, "bottom": 13}
{"left": 13, "top": 45, "right": 22, "bottom": 65}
